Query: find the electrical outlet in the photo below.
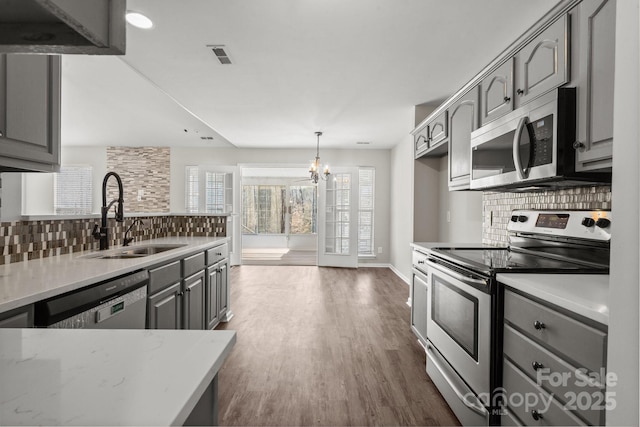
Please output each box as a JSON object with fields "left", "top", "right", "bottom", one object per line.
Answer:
{"left": 446, "top": 211, "right": 451, "bottom": 223}
{"left": 137, "top": 189, "right": 144, "bottom": 201}
{"left": 377, "top": 246, "right": 383, "bottom": 254}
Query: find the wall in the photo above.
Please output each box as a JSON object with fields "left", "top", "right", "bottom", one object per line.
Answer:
{"left": 106, "top": 147, "right": 170, "bottom": 213}
{"left": 0, "top": 215, "right": 226, "bottom": 265}
{"left": 390, "top": 132, "right": 416, "bottom": 283}
{"left": 606, "top": 0, "right": 639, "bottom": 424}
{"left": 170, "top": 147, "right": 392, "bottom": 265}
{"left": 482, "top": 186, "right": 612, "bottom": 246}
{"left": 437, "top": 155, "right": 483, "bottom": 243}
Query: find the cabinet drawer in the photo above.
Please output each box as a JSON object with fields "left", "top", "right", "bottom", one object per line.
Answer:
{"left": 503, "top": 325, "right": 604, "bottom": 426}
{"left": 503, "top": 359, "right": 587, "bottom": 426}
{"left": 206, "top": 243, "right": 229, "bottom": 266}
{"left": 149, "top": 260, "right": 181, "bottom": 294}
{"left": 504, "top": 290, "right": 606, "bottom": 373}
{"left": 183, "top": 252, "right": 206, "bottom": 277}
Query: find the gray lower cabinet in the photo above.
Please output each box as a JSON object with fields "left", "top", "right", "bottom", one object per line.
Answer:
{"left": 573, "top": 0, "right": 616, "bottom": 172}
{"left": 148, "top": 282, "right": 182, "bottom": 330}
{"left": 514, "top": 15, "right": 569, "bottom": 108}
{"left": 0, "top": 304, "right": 34, "bottom": 328}
{"left": 501, "top": 288, "right": 607, "bottom": 426}
{"left": 205, "top": 243, "right": 230, "bottom": 330}
{"left": 0, "top": 54, "right": 61, "bottom": 172}
{"left": 448, "top": 86, "right": 479, "bottom": 190}
{"left": 410, "top": 269, "right": 428, "bottom": 345}
{"left": 183, "top": 270, "right": 206, "bottom": 330}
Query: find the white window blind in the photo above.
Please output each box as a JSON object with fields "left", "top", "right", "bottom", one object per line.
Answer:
{"left": 54, "top": 166, "right": 93, "bottom": 215}
{"left": 185, "top": 166, "right": 233, "bottom": 214}
{"left": 358, "top": 167, "right": 375, "bottom": 256}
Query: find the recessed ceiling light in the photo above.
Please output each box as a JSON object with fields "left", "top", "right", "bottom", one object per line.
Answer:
{"left": 126, "top": 11, "right": 153, "bottom": 29}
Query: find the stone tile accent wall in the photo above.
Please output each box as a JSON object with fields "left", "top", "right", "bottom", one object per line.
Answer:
{"left": 0, "top": 215, "right": 226, "bottom": 265}
{"left": 106, "top": 147, "right": 170, "bottom": 213}
{"left": 483, "top": 185, "right": 612, "bottom": 246}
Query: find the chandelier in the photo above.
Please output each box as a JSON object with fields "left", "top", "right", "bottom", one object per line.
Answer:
{"left": 309, "top": 131, "right": 330, "bottom": 183}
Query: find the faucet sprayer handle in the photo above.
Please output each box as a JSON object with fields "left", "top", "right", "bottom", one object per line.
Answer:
{"left": 115, "top": 199, "right": 124, "bottom": 222}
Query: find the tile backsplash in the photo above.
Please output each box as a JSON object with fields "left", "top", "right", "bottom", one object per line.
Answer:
{"left": 106, "top": 146, "right": 171, "bottom": 213}
{"left": 0, "top": 215, "right": 227, "bottom": 265}
{"left": 483, "top": 185, "right": 612, "bottom": 246}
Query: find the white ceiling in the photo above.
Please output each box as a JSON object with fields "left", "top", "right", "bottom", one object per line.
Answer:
{"left": 61, "top": 0, "right": 559, "bottom": 149}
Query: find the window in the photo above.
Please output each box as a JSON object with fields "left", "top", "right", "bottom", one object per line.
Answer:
{"left": 289, "top": 185, "right": 317, "bottom": 234}
{"left": 358, "top": 167, "right": 375, "bottom": 256}
{"left": 185, "top": 166, "right": 233, "bottom": 214}
{"left": 54, "top": 166, "right": 93, "bottom": 215}
{"left": 242, "top": 185, "right": 286, "bottom": 234}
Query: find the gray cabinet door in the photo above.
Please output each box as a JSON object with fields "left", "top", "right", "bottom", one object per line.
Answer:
{"left": 183, "top": 270, "right": 205, "bottom": 330}
{"left": 414, "top": 125, "right": 429, "bottom": 158}
{"left": 148, "top": 282, "right": 182, "bottom": 330}
{"left": 448, "top": 87, "right": 479, "bottom": 190}
{"left": 480, "top": 59, "right": 514, "bottom": 125}
{"left": 575, "top": 0, "right": 616, "bottom": 171}
{"left": 206, "top": 265, "right": 220, "bottom": 330}
{"left": 0, "top": 54, "right": 60, "bottom": 172}
{"left": 515, "top": 16, "right": 569, "bottom": 107}
{"left": 410, "top": 271, "right": 428, "bottom": 344}
{"left": 218, "top": 261, "right": 229, "bottom": 317}
{"left": 428, "top": 110, "right": 448, "bottom": 149}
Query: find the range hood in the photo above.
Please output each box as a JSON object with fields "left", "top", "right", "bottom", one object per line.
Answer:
{"left": 0, "top": 0, "right": 125, "bottom": 55}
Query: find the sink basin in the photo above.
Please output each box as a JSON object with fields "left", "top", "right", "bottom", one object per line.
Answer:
{"left": 81, "top": 244, "right": 187, "bottom": 259}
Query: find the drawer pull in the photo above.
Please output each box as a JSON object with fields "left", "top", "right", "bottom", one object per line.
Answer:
{"left": 532, "top": 361, "right": 544, "bottom": 371}
{"left": 533, "top": 320, "right": 546, "bottom": 330}
{"left": 531, "top": 409, "right": 543, "bottom": 421}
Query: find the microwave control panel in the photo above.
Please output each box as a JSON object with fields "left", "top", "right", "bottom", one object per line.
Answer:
{"left": 529, "top": 114, "right": 553, "bottom": 167}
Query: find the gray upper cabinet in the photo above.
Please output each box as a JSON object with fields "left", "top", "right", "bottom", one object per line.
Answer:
{"left": 413, "top": 125, "right": 429, "bottom": 158}
{"left": 448, "top": 87, "right": 479, "bottom": 190}
{"left": 0, "top": 54, "right": 61, "bottom": 172}
{"left": 480, "top": 59, "right": 514, "bottom": 125}
{"left": 514, "top": 15, "right": 570, "bottom": 107}
{"left": 574, "top": 0, "right": 616, "bottom": 171}
{"left": 428, "top": 110, "right": 448, "bottom": 149}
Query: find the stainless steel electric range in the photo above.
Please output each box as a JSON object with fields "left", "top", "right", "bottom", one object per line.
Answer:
{"left": 414, "top": 209, "right": 611, "bottom": 426}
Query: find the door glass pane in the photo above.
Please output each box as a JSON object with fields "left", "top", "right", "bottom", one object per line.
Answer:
{"left": 324, "top": 173, "right": 351, "bottom": 255}
{"left": 289, "top": 185, "right": 317, "bottom": 234}
{"left": 432, "top": 275, "right": 479, "bottom": 360}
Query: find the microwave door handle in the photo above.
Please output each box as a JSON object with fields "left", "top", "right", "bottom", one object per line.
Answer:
{"left": 513, "top": 116, "right": 529, "bottom": 180}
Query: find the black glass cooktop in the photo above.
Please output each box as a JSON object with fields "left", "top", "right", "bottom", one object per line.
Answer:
{"left": 431, "top": 247, "right": 608, "bottom": 276}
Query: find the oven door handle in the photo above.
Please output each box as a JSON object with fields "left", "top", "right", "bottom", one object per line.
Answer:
{"left": 426, "top": 342, "right": 489, "bottom": 418}
{"left": 426, "top": 260, "right": 487, "bottom": 288}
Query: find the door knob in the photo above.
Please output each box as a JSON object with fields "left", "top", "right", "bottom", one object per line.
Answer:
{"left": 503, "top": 96, "right": 511, "bottom": 102}
{"left": 533, "top": 320, "right": 546, "bottom": 330}
{"left": 517, "top": 88, "right": 524, "bottom": 95}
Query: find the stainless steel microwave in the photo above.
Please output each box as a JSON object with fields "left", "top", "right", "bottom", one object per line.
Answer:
{"left": 469, "top": 88, "right": 611, "bottom": 190}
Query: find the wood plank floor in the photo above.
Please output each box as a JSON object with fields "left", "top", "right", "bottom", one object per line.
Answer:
{"left": 216, "top": 266, "right": 460, "bottom": 426}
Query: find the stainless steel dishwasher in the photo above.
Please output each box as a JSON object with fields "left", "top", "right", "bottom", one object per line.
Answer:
{"left": 35, "top": 270, "right": 149, "bottom": 328}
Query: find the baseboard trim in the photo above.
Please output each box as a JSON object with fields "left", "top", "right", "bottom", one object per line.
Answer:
{"left": 389, "top": 264, "right": 410, "bottom": 285}
{"left": 359, "top": 263, "right": 410, "bottom": 286}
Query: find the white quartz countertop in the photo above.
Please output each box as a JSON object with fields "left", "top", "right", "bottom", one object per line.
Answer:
{"left": 0, "top": 328, "right": 236, "bottom": 426}
{"left": 497, "top": 273, "right": 610, "bottom": 325}
{"left": 0, "top": 236, "right": 229, "bottom": 314}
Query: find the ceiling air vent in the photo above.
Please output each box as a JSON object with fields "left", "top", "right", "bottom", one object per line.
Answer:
{"left": 200, "top": 136, "right": 214, "bottom": 140}
{"left": 207, "top": 45, "right": 232, "bottom": 64}
{"left": 356, "top": 141, "right": 371, "bottom": 145}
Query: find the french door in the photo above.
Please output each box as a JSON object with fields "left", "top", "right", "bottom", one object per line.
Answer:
{"left": 317, "top": 167, "right": 359, "bottom": 268}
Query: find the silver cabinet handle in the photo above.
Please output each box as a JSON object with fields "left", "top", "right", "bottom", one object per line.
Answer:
{"left": 426, "top": 343, "right": 488, "bottom": 417}
{"left": 427, "top": 260, "right": 488, "bottom": 288}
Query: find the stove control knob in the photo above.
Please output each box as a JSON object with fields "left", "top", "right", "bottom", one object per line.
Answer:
{"left": 517, "top": 215, "right": 528, "bottom": 223}
{"left": 596, "top": 218, "right": 611, "bottom": 228}
{"left": 582, "top": 217, "right": 595, "bottom": 227}
{"left": 511, "top": 215, "right": 519, "bottom": 222}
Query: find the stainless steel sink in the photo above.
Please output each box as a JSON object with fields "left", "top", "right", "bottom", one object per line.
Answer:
{"left": 81, "top": 244, "right": 187, "bottom": 259}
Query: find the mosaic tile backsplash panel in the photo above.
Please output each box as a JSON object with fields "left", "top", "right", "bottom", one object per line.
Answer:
{"left": 482, "top": 185, "right": 612, "bottom": 246}
{"left": 106, "top": 147, "right": 170, "bottom": 213}
{"left": 0, "top": 215, "right": 226, "bottom": 265}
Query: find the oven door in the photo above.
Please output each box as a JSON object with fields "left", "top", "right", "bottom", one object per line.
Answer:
{"left": 426, "top": 259, "right": 491, "bottom": 405}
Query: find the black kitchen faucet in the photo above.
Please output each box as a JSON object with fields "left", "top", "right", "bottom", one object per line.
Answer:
{"left": 92, "top": 172, "right": 124, "bottom": 250}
